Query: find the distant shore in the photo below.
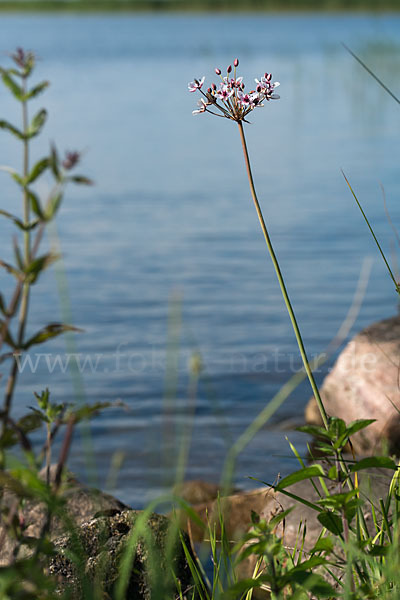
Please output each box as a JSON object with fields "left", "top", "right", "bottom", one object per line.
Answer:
{"left": 0, "top": 0, "right": 399, "bottom": 12}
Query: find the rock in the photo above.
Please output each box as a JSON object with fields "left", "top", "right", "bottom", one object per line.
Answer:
{"left": 0, "top": 466, "right": 129, "bottom": 566}
{"left": 305, "top": 315, "right": 400, "bottom": 454}
{"left": 173, "top": 480, "right": 239, "bottom": 505}
{"left": 176, "top": 487, "right": 276, "bottom": 542}
{"left": 49, "top": 509, "right": 195, "bottom": 599}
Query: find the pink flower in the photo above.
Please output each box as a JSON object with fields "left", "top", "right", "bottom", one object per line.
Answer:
{"left": 188, "top": 60, "right": 280, "bottom": 122}
{"left": 188, "top": 76, "right": 205, "bottom": 93}
{"left": 215, "top": 84, "right": 234, "bottom": 102}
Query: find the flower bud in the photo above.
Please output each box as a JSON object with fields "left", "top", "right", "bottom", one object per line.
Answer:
{"left": 227, "top": 64, "right": 232, "bottom": 73}
{"left": 257, "top": 85, "right": 261, "bottom": 93}
{"left": 207, "top": 87, "right": 212, "bottom": 94}
{"left": 212, "top": 82, "right": 216, "bottom": 90}
{"left": 215, "top": 68, "right": 221, "bottom": 75}
{"left": 266, "top": 73, "right": 272, "bottom": 81}
{"left": 234, "top": 58, "right": 239, "bottom": 67}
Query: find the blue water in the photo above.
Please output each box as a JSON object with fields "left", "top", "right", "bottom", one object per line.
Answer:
{"left": 0, "top": 12, "right": 400, "bottom": 506}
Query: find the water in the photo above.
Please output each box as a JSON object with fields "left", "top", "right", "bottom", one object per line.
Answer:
{"left": 0, "top": 12, "right": 399, "bottom": 507}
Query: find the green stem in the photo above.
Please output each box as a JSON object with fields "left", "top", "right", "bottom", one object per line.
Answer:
{"left": 237, "top": 121, "right": 328, "bottom": 430}
{"left": 2, "top": 77, "right": 31, "bottom": 430}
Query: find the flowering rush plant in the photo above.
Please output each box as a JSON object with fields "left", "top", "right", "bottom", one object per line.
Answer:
{"left": 188, "top": 59, "right": 329, "bottom": 431}
{"left": 188, "top": 58, "right": 280, "bottom": 122}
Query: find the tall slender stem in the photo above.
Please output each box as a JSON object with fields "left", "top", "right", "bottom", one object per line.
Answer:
{"left": 237, "top": 121, "right": 328, "bottom": 430}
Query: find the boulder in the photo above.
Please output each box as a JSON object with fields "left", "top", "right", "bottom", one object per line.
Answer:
{"left": 49, "top": 509, "right": 195, "bottom": 600}
{"left": 0, "top": 466, "right": 129, "bottom": 566}
{"left": 305, "top": 315, "right": 400, "bottom": 454}
{"left": 173, "top": 480, "right": 239, "bottom": 505}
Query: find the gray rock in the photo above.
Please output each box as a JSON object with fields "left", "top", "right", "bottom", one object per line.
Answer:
{"left": 0, "top": 466, "right": 128, "bottom": 566}
{"left": 305, "top": 315, "right": 400, "bottom": 454}
{"left": 48, "top": 509, "right": 195, "bottom": 600}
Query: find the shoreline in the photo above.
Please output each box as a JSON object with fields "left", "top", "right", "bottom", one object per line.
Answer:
{"left": 0, "top": 2, "right": 399, "bottom": 12}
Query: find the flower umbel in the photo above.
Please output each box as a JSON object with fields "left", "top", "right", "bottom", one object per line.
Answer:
{"left": 188, "top": 59, "right": 280, "bottom": 122}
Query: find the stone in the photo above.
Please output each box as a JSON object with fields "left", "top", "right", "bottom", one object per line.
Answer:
{"left": 173, "top": 480, "right": 239, "bottom": 505}
{"left": 305, "top": 315, "right": 400, "bottom": 454}
{"left": 0, "top": 466, "right": 129, "bottom": 566}
{"left": 48, "top": 509, "right": 195, "bottom": 599}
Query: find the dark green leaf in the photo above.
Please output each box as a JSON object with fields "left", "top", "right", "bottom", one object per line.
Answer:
{"left": 296, "top": 424, "right": 331, "bottom": 440}
{"left": 350, "top": 457, "right": 397, "bottom": 472}
{"left": 0, "top": 69, "right": 23, "bottom": 100}
{"left": 0, "top": 293, "right": 6, "bottom": 315}
{"left": 66, "top": 402, "right": 111, "bottom": 423}
{"left": 17, "top": 412, "right": 44, "bottom": 434}
{"left": 24, "top": 80, "right": 49, "bottom": 100}
{"left": 23, "top": 323, "right": 83, "bottom": 349}
{"left": 27, "top": 109, "right": 47, "bottom": 138}
{"left": 0, "top": 119, "right": 24, "bottom": 140}
{"left": 0, "top": 320, "right": 17, "bottom": 348}
{"left": 27, "top": 157, "right": 50, "bottom": 184}
{"left": 28, "top": 191, "right": 45, "bottom": 220}
{"left": 275, "top": 464, "right": 325, "bottom": 490}
{"left": 369, "top": 544, "right": 389, "bottom": 557}
{"left": 50, "top": 143, "right": 61, "bottom": 180}
{"left": 284, "top": 571, "right": 335, "bottom": 597}
{"left": 24, "top": 253, "right": 59, "bottom": 284}
{"left": 13, "top": 240, "right": 24, "bottom": 271}
{"left": 0, "top": 209, "right": 26, "bottom": 231}
{"left": 317, "top": 511, "right": 343, "bottom": 535}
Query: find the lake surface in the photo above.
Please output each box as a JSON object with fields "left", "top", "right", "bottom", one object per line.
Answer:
{"left": 0, "top": 12, "right": 400, "bottom": 507}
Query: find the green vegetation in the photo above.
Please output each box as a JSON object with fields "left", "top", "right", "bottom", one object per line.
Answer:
{"left": 0, "top": 0, "right": 399, "bottom": 12}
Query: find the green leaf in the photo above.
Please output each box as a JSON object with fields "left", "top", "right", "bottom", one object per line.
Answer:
{"left": 28, "top": 190, "right": 45, "bottom": 220}
{"left": 0, "top": 209, "right": 38, "bottom": 232}
{"left": 69, "top": 175, "right": 93, "bottom": 185}
{"left": 0, "top": 165, "right": 25, "bottom": 185}
{"left": 24, "top": 253, "right": 59, "bottom": 284}
{"left": 17, "top": 412, "right": 44, "bottom": 434}
{"left": 312, "top": 537, "right": 334, "bottom": 553}
{"left": 50, "top": 144, "right": 61, "bottom": 180}
{"left": 350, "top": 456, "right": 397, "bottom": 472}
{"left": 27, "top": 157, "right": 50, "bottom": 184}
{"left": 14, "top": 240, "right": 24, "bottom": 271}
{"left": 317, "top": 511, "right": 343, "bottom": 535}
{"left": 0, "top": 120, "right": 24, "bottom": 140}
{"left": 345, "top": 419, "right": 376, "bottom": 437}
{"left": 317, "top": 491, "right": 356, "bottom": 508}
{"left": 275, "top": 464, "right": 325, "bottom": 490}
{"left": 0, "top": 293, "right": 6, "bottom": 315}
{"left": 27, "top": 109, "right": 47, "bottom": 138}
{"left": 23, "top": 323, "right": 83, "bottom": 349}
{"left": 0, "top": 69, "right": 23, "bottom": 100}
{"left": 45, "top": 192, "right": 63, "bottom": 220}
{"left": 0, "top": 320, "right": 17, "bottom": 348}
{"left": 369, "top": 544, "right": 389, "bottom": 557}
{"left": 327, "top": 465, "right": 338, "bottom": 480}
{"left": 0, "top": 259, "right": 23, "bottom": 280}
{"left": 24, "top": 80, "right": 49, "bottom": 100}
{"left": 296, "top": 424, "right": 331, "bottom": 440}
{"left": 66, "top": 401, "right": 111, "bottom": 423}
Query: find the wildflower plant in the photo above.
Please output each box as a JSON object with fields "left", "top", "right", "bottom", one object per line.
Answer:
{"left": 189, "top": 60, "right": 329, "bottom": 431}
